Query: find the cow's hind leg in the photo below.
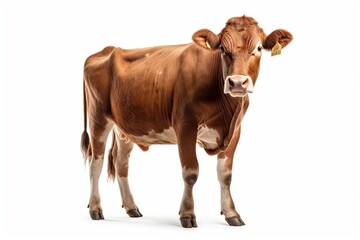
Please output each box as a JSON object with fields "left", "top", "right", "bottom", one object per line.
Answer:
{"left": 87, "top": 120, "right": 112, "bottom": 220}
{"left": 111, "top": 127, "right": 142, "bottom": 217}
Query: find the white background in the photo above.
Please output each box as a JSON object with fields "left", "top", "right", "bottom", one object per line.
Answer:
{"left": 0, "top": 0, "right": 359, "bottom": 239}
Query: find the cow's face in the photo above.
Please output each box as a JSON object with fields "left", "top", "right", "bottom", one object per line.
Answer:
{"left": 193, "top": 16, "right": 292, "bottom": 97}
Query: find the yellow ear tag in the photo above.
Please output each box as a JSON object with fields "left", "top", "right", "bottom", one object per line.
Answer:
{"left": 271, "top": 42, "right": 282, "bottom": 56}
{"left": 205, "top": 40, "right": 211, "bottom": 49}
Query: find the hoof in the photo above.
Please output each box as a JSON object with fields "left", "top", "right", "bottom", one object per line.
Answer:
{"left": 90, "top": 210, "right": 104, "bottom": 220}
{"left": 225, "top": 217, "right": 245, "bottom": 226}
{"left": 180, "top": 218, "right": 197, "bottom": 228}
{"left": 127, "top": 209, "right": 143, "bottom": 218}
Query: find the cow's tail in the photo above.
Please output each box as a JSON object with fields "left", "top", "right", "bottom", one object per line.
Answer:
{"left": 80, "top": 79, "right": 90, "bottom": 161}
{"left": 107, "top": 131, "right": 116, "bottom": 181}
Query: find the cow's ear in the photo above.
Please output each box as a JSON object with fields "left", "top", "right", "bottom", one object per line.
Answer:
{"left": 192, "top": 29, "right": 220, "bottom": 50}
{"left": 263, "top": 29, "right": 293, "bottom": 54}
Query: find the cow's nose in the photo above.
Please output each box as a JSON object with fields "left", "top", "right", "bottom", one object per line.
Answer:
{"left": 224, "top": 75, "right": 254, "bottom": 97}
{"left": 224, "top": 74, "right": 254, "bottom": 97}
{"left": 228, "top": 76, "right": 249, "bottom": 90}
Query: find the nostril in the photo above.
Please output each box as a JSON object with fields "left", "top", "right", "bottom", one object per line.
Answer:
{"left": 228, "top": 78, "right": 234, "bottom": 87}
{"left": 242, "top": 79, "right": 249, "bottom": 88}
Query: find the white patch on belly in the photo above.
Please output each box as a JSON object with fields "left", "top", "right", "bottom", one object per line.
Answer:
{"left": 130, "top": 128, "right": 177, "bottom": 145}
{"left": 113, "top": 126, "right": 130, "bottom": 143}
{"left": 197, "top": 125, "right": 220, "bottom": 149}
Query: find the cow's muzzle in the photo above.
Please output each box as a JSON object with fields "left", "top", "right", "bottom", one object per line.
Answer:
{"left": 224, "top": 75, "right": 254, "bottom": 97}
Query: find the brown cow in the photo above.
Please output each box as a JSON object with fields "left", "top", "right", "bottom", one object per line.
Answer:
{"left": 81, "top": 15, "right": 292, "bottom": 228}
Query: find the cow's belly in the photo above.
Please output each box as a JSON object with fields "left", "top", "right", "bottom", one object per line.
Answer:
{"left": 124, "top": 125, "right": 220, "bottom": 150}
{"left": 129, "top": 128, "right": 178, "bottom": 145}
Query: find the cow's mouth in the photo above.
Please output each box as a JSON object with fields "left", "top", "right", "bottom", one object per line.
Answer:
{"left": 228, "top": 90, "right": 249, "bottom": 97}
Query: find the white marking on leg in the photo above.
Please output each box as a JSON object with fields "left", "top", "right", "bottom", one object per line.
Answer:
{"left": 117, "top": 177, "right": 137, "bottom": 211}
{"left": 89, "top": 156, "right": 104, "bottom": 209}
{"left": 217, "top": 157, "right": 231, "bottom": 179}
{"left": 217, "top": 157, "right": 237, "bottom": 218}
{"left": 180, "top": 167, "right": 199, "bottom": 218}
{"left": 182, "top": 167, "right": 199, "bottom": 182}
{"left": 113, "top": 126, "right": 137, "bottom": 211}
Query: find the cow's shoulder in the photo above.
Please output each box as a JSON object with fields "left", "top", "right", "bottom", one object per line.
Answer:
{"left": 84, "top": 46, "right": 116, "bottom": 68}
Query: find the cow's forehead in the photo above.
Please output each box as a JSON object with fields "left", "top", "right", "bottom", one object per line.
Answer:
{"left": 220, "top": 26, "right": 263, "bottom": 50}
{"left": 223, "top": 16, "right": 264, "bottom": 36}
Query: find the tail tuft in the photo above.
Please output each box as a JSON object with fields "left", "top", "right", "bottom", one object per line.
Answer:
{"left": 107, "top": 131, "right": 116, "bottom": 181}
{"left": 81, "top": 130, "right": 90, "bottom": 161}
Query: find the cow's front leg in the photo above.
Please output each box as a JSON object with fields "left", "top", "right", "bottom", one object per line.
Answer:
{"left": 177, "top": 125, "right": 199, "bottom": 228}
{"left": 217, "top": 130, "right": 245, "bottom": 226}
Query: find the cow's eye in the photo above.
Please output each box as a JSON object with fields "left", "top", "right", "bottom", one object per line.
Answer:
{"left": 221, "top": 47, "right": 229, "bottom": 55}
{"left": 251, "top": 42, "right": 263, "bottom": 56}
{"left": 224, "top": 52, "right": 232, "bottom": 61}
{"left": 221, "top": 47, "right": 232, "bottom": 60}
{"left": 220, "top": 46, "right": 229, "bottom": 54}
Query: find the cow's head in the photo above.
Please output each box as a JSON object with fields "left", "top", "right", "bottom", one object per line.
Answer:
{"left": 193, "top": 16, "right": 293, "bottom": 97}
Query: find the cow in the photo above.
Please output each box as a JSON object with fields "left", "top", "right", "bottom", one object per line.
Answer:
{"left": 81, "top": 15, "right": 292, "bottom": 228}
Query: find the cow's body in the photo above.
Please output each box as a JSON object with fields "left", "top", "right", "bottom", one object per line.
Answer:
{"left": 84, "top": 44, "right": 246, "bottom": 153}
{"left": 81, "top": 16, "right": 292, "bottom": 228}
